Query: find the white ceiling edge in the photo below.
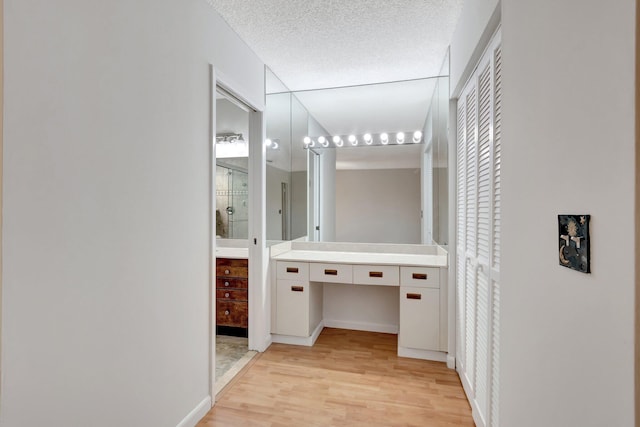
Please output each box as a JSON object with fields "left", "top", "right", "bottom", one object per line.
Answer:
{"left": 208, "top": 0, "right": 463, "bottom": 92}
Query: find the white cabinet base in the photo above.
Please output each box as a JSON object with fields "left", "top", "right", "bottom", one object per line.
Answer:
{"left": 272, "top": 321, "right": 324, "bottom": 347}
{"left": 398, "top": 346, "right": 447, "bottom": 362}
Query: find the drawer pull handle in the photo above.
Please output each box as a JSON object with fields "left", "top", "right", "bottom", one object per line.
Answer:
{"left": 291, "top": 286, "right": 304, "bottom": 292}
{"left": 286, "top": 267, "right": 299, "bottom": 273}
{"left": 225, "top": 292, "right": 230, "bottom": 298}
{"left": 224, "top": 281, "right": 230, "bottom": 287}
{"left": 324, "top": 269, "right": 338, "bottom": 275}
{"left": 412, "top": 273, "right": 428, "bottom": 280}
{"left": 369, "top": 271, "right": 383, "bottom": 278}
{"left": 224, "top": 269, "right": 230, "bottom": 275}
{"left": 407, "top": 293, "right": 422, "bottom": 300}
{"left": 225, "top": 310, "right": 230, "bottom": 315}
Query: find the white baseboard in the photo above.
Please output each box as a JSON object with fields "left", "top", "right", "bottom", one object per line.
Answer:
{"left": 446, "top": 354, "right": 456, "bottom": 369}
{"left": 397, "top": 347, "right": 447, "bottom": 362}
{"left": 323, "top": 319, "right": 398, "bottom": 334}
{"left": 458, "top": 369, "right": 486, "bottom": 427}
{"left": 176, "top": 396, "right": 211, "bottom": 427}
{"left": 271, "top": 321, "right": 324, "bottom": 347}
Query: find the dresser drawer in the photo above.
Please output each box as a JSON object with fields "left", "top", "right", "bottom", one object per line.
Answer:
{"left": 400, "top": 266, "right": 440, "bottom": 288}
{"left": 216, "top": 265, "right": 248, "bottom": 278}
{"left": 276, "top": 261, "right": 309, "bottom": 280}
{"left": 216, "top": 277, "right": 248, "bottom": 290}
{"left": 309, "top": 263, "right": 353, "bottom": 284}
{"left": 216, "top": 300, "right": 248, "bottom": 328}
{"left": 216, "top": 288, "right": 248, "bottom": 301}
{"left": 353, "top": 264, "right": 399, "bottom": 286}
{"left": 216, "top": 258, "right": 248, "bottom": 268}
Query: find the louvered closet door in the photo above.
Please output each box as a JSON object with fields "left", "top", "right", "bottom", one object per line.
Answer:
{"left": 464, "top": 84, "right": 477, "bottom": 393}
{"left": 489, "top": 42, "right": 502, "bottom": 427}
{"left": 455, "top": 29, "right": 501, "bottom": 427}
{"left": 455, "top": 100, "right": 467, "bottom": 370}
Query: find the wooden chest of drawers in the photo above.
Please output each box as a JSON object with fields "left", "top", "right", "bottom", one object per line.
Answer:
{"left": 216, "top": 258, "right": 248, "bottom": 331}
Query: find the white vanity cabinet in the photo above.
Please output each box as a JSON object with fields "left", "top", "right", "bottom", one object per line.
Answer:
{"left": 398, "top": 267, "right": 444, "bottom": 358}
{"left": 273, "top": 261, "right": 323, "bottom": 343}
{"left": 271, "top": 244, "right": 448, "bottom": 362}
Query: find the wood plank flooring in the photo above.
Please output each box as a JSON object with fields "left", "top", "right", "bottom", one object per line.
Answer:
{"left": 198, "top": 328, "right": 474, "bottom": 426}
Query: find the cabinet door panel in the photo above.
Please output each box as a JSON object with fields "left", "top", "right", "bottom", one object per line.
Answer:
{"left": 399, "top": 286, "right": 439, "bottom": 351}
{"left": 276, "top": 279, "right": 309, "bottom": 337}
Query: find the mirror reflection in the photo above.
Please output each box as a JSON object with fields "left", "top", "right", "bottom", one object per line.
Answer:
{"left": 216, "top": 89, "right": 250, "bottom": 239}
{"left": 265, "top": 69, "right": 449, "bottom": 246}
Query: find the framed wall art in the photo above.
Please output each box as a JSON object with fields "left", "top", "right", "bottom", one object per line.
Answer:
{"left": 558, "top": 214, "right": 590, "bottom": 273}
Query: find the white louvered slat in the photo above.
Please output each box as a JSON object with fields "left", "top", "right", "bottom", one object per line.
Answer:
{"left": 492, "top": 46, "right": 502, "bottom": 270}
{"left": 477, "top": 64, "right": 492, "bottom": 265}
{"left": 475, "top": 269, "right": 490, "bottom": 416}
{"left": 456, "top": 102, "right": 467, "bottom": 365}
{"left": 465, "top": 263, "right": 476, "bottom": 391}
{"left": 465, "top": 88, "right": 477, "bottom": 258}
{"left": 490, "top": 279, "right": 500, "bottom": 427}
{"left": 489, "top": 43, "right": 502, "bottom": 427}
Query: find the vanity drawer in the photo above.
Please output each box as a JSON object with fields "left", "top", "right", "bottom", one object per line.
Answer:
{"left": 276, "top": 261, "right": 309, "bottom": 280}
{"left": 216, "top": 277, "right": 248, "bottom": 290}
{"left": 400, "top": 266, "right": 440, "bottom": 288}
{"left": 216, "top": 288, "right": 248, "bottom": 301}
{"left": 216, "top": 300, "right": 248, "bottom": 328}
{"left": 309, "top": 263, "right": 353, "bottom": 284}
{"left": 353, "top": 264, "right": 399, "bottom": 286}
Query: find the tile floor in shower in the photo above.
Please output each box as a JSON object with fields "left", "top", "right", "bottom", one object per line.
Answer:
{"left": 215, "top": 335, "right": 257, "bottom": 394}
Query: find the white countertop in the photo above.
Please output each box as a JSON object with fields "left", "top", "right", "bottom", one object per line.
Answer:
{"left": 215, "top": 247, "right": 248, "bottom": 259}
{"left": 272, "top": 249, "right": 447, "bottom": 267}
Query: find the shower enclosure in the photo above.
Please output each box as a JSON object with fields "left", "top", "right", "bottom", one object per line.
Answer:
{"left": 216, "top": 162, "right": 249, "bottom": 239}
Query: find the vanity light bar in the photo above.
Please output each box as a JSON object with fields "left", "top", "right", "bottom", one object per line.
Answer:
{"left": 264, "top": 138, "right": 280, "bottom": 149}
{"left": 303, "top": 131, "right": 423, "bottom": 148}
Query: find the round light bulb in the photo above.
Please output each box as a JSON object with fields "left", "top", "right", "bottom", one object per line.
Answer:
{"left": 332, "top": 136, "right": 343, "bottom": 147}
{"left": 348, "top": 135, "right": 358, "bottom": 146}
{"left": 318, "top": 136, "right": 329, "bottom": 147}
{"left": 265, "top": 138, "right": 272, "bottom": 147}
{"left": 303, "top": 136, "right": 311, "bottom": 145}
{"left": 363, "top": 133, "right": 373, "bottom": 145}
{"left": 380, "top": 132, "right": 389, "bottom": 145}
{"left": 396, "top": 132, "right": 405, "bottom": 144}
{"left": 413, "top": 130, "right": 423, "bottom": 143}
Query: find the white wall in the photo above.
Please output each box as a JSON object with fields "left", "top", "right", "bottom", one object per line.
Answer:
{"left": 323, "top": 284, "right": 399, "bottom": 333}
{"left": 2, "top": 1, "right": 264, "bottom": 426}
{"left": 450, "top": 0, "right": 500, "bottom": 95}
{"left": 498, "top": 1, "right": 635, "bottom": 425}
{"left": 335, "top": 169, "right": 421, "bottom": 244}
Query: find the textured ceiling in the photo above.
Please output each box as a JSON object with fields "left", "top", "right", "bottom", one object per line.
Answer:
{"left": 209, "top": 0, "right": 463, "bottom": 91}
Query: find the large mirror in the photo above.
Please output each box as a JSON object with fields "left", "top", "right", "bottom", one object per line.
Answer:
{"left": 215, "top": 89, "right": 250, "bottom": 239}
{"left": 265, "top": 70, "right": 331, "bottom": 242}
{"left": 265, "top": 70, "right": 449, "bottom": 246}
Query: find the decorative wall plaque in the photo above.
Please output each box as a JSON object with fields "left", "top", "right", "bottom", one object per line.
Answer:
{"left": 558, "top": 214, "right": 591, "bottom": 273}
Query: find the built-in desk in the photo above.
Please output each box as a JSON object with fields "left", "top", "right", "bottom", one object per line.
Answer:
{"left": 270, "top": 242, "right": 448, "bottom": 362}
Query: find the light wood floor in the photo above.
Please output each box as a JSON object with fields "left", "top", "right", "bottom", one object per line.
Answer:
{"left": 198, "top": 328, "right": 474, "bottom": 426}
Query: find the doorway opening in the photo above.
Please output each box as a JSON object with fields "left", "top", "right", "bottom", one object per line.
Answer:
{"left": 214, "top": 85, "right": 257, "bottom": 395}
